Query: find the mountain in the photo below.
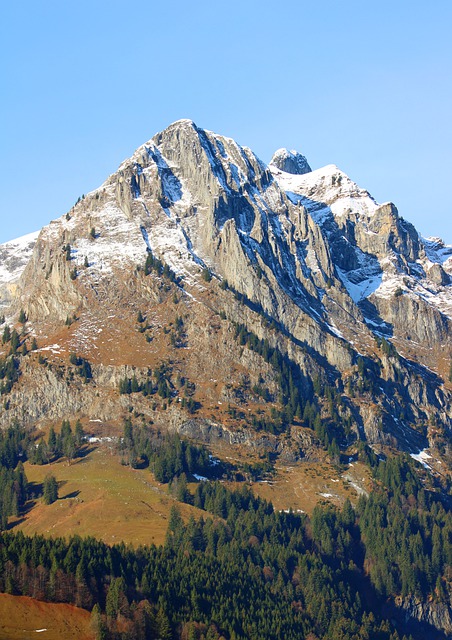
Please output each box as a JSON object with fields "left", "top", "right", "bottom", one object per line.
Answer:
{"left": 1, "top": 119, "right": 450, "bottom": 454}
{"left": 1, "top": 119, "right": 452, "bottom": 638}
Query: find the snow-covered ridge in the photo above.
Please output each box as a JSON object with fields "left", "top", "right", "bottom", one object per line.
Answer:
{"left": 422, "top": 236, "right": 452, "bottom": 268}
{"left": 0, "top": 230, "right": 39, "bottom": 285}
{"left": 271, "top": 160, "right": 452, "bottom": 325}
{"left": 271, "top": 163, "right": 380, "bottom": 223}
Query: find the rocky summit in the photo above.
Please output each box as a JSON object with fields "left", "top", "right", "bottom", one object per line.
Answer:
{"left": 0, "top": 119, "right": 450, "bottom": 454}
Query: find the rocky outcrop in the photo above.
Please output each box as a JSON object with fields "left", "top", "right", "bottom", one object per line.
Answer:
{"left": 177, "top": 417, "right": 277, "bottom": 450}
{"left": 176, "top": 419, "right": 320, "bottom": 462}
{"left": 370, "top": 287, "right": 451, "bottom": 350}
{"left": 270, "top": 161, "right": 452, "bottom": 375}
{"left": 16, "top": 234, "right": 82, "bottom": 322}
{"left": 270, "top": 148, "right": 311, "bottom": 175}
{"left": 391, "top": 595, "right": 452, "bottom": 638}
{"left": 2, "top": 361, "right": 142, "bottom": 428}
{"left": 0, "top": 232, "right": 38, "bottom": 312}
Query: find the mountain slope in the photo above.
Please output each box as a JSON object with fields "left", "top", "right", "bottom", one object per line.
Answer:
{"left": 271, "top": 162, "right": 452, "bottom": 362}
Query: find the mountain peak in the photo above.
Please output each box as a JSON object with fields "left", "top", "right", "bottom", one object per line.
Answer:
{"left": 3, "top": 121, "right": 451, "bottom": 456}
{"left": 162, "top": 118, "right": 197, "bottom": 132}
{"left": 269, "top": 148, "right": 311, "bottom": 175}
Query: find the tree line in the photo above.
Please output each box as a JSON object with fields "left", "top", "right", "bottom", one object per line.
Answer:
{"left": 2, "top": 432, "right": 450, "bottom": 638}
{"left": 0, "top": 482, "right": 421, "bottom": 640}
{"left": 118, "top": 423, "right": 222, "bottom": 484}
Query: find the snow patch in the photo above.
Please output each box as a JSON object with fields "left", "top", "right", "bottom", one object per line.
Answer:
{"left": 0, "top": 230, "right": 39, "bottom": 284}
{"left": 38, "top": 344, "right": 62, "bottom": 354}
{"left": 337, "top": 267, "right": 383, "bottom": 303}
{"left": 410, "top": 449, "right": 432, "bottom": 470}
{"left": 279, "top": 509, "right": 305, "bottom": 514}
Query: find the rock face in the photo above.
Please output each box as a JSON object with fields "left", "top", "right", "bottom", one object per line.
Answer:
{"left": 0, "top": 231, "right": 38, "bottom": 311}
{"left": 270, "top": 148, "right": 312, "bottom": 175}
{"left": 392, "top": 595, "right": 452, "bottom": 638}
{"left": 1, "top": 119, "right": 451, "bottom": 453}
{"left": 271, "top": 163, "right": 452, "bottom": 361}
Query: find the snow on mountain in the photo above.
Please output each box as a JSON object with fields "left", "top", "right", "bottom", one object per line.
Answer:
{"left": 270, "top": 163, "right": 381, "bottom": 223}
{"left": 2, "top": 120, "right": 450, "bottom": 455}
{"left": 271, "top": 161, "right": 452, "bottom": 325}
{"left": 0, "top": 231, "right": 39, "bottom": 285}
{"left": 0, "top": 231, "right": 40, "bottom": 313}
{"left": 4, "top": 121, "right": 451, "bottom": 371}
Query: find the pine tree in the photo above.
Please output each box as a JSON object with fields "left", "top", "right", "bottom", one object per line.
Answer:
{"left": 43, "top": 474, "right": 58, "bottom": 504}
{"left": 63, "top": 433, "right": 76, "bottom": 465}
{"left": 61, "top": 419, "right": 72, "bottom": 439}
{"left": 2, "top": 325, "right": 11, "bottom": 344}
{"left": 201, "top": 267, "right": 212, "bottom": 282}
{"left": 10, "top": 329, "right": 20, "bottom": 354}
{"left": 48, "top": 426, "right": 57, "bottom": 458}
{"left": 74, "top": 420, "right": 84, "bottom": 448}
{"left": 90, "top": 604, "right": 107, "bottom": 640}
{"left": 105, "top": 577, "right": 128, "bottom": 620}
{"left": 31, "top": 439, "right": 49, "bottom": 465}
{"left": 155, "top": 607, "right": 172, "bottom": 640}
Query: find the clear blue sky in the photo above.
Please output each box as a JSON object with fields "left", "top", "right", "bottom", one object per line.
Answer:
{"left": 1, "top": 1, "right": 451, "bottom": 245}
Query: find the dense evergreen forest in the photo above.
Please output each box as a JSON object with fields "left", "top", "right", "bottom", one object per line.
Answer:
{"left": 0, "top": 425, "right": 28, "bottom": 529}
{"left": 0, "top": 421, "right": 451, "bottom": 639}
{"left": 117, "top": 422, "right": 218, "bottom": 483}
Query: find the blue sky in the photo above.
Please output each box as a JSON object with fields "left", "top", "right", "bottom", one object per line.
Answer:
{"left": 1, "top": 1, "right": 451, "bottom": 244}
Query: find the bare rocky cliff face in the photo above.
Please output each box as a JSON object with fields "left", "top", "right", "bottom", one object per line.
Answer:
{"left": 0, "top": 232, "right": 38, "bottom": 312}
{"left": 1, "top": 119, "right": 451, "bottom": 454}
{"left": 273, "top": 163, "right": 452, "bottom": 359}
{"left": 389, "top": 595, "right": 452, "bottom": 639}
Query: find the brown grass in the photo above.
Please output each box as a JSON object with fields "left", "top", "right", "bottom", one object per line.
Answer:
{"left": 14, "top": 444, "right": 200, "bottom": 547}
{"left": 13, "top": 438, "right": 373, "bottom": 547}
{"left": 245, "top": 461, "right": 372, "bottom": 515}
{"left": 0, "top": 594, "right": 94, "bottom": 640}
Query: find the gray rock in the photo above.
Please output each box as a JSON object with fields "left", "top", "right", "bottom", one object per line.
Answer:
{"left": 270, "top": 148, "right": 311, "bottom": 175}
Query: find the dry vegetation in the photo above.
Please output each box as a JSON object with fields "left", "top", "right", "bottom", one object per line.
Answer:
{"left": 236, "top": 461, "right": 371, "bottom": 514}
{"left": 0, "top": 594, "right": 94, "bottom": 640}
{"left": 14, "top": 444, "right": 201, "bottom": 547}
{"left": 10, "top": 436, "right": 373, "bottom": 548}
